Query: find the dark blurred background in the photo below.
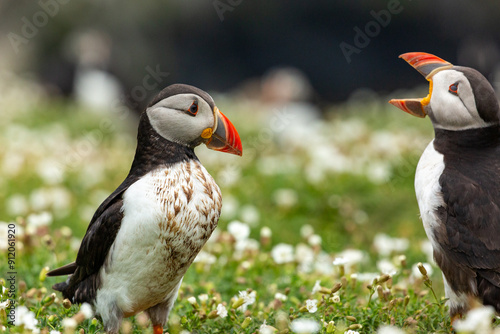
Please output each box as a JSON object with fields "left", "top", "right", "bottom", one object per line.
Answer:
{"left": 2, "top": 0, "right": 500, "bottom": 111}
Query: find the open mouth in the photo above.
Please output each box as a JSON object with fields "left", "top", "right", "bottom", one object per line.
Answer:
{"left": 388, "top": 52, "right": 453, "bottom": 118}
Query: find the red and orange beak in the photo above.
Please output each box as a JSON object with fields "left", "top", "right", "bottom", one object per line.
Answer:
{"left": 389, "top": 52, "right": 453, "bottom": 118}
{"left": 205, "top": 107, "right": 242, "bottom": 156}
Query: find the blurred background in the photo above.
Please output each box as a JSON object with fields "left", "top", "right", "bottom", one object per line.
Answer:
{"left": 2, "top": 0, "right": 500, "bottom": 264}
{"left": 3, "top": 1, "right": 500, "bottom": 109}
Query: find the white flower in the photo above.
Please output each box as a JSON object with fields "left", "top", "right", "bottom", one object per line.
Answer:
{"left": 0, "top": 223, "right": 11, "bottom": 250}
{"left": 260, "top": 320, "right": 276, "bottom": 334}
{"left": 187, "top": 296, "right": 197, "bottom": 305}
{"left": 314, "top": 252, "right": 334, "bottom": 275}
{"left": 80, "top": 303, "right": 94, "bottom": 319}
{"left": 193, "top": 251, "right": 217, "bottom": 265}
{"left": 377, "top": 325, "right": 406, "bottom": 334}
{"left": 373, "top": 233, "right": 409, "bottom": 256}
{"left": 273, "top": 188, "right": 298, "bottom": 208}
{"left": 312, "top": 280, "right": 321, "bottom": 294}
{"left": 227, "top": 220, "right": 250, "bottom": 241}
{"left": 216, "top": 303, "right": 227, "bottom": 318}
{"left": 366, "top": 161, "right": 391, "bottom": 183}
{"left": 235, "top": 238, "right": 259, "bottom": 254}
{"left": 412, "top": 262, "right": 433, "bottom": 278}
{"left": 30, "top": 187, "right": 71, "bottom": 212}
{"left": 356, "top": 272, "right": 379, "bottom": 282}
{"left": 330, "top": 295, "right": 340, "bottom": 303}
{"left": 271, "top": 243, "right": 294, "bottom": 264}
{"left": 345, "top": 330, "right": 360, "bottom": 334}
{"left": 240, "top": 205, "right": 260, "bottom": 226}
{"left": 308, "top": 234, "right": 322, "bottom": 246}
{"left": 453, "top": 306, "right": 494, "bottom": 333}
{"left": 50, "top": 331, "right": 62, "bottom": 334}
{"left": 14, "top": 306, "right": 38, "bottom": 330}
{"left": 333, "top": 249, "right": 365, "bottom": 273}
{"left": 27, "top": 211, "right": 53, "bottom": 227}
{"left": 237, "top": 290, "right": 256, "bottom": 311}
{"left": 305, "top": 299, "right": 318, "bottom": 313}
{"left": 332, "top": 257, "right": 349, "bottom": 266}
{"left": 377, "top": 259, "right": 398, "bottom": 275}
{"left": 0, "top": 300, "right": 10, "bottom": 310}
{"left": 240, "top": 290, "right": 256, "bottom": 305}
{"left": 274, "top": 292, "right": 287, "bottom": 301}
{"left": 296, "top": 243, "right": 314, "bottom": 273}
{"left": 198, "top": 294, "right": 209, "bottom": 303}
{"left": 6, "top": 194, "right": 28, "bottom": 216}
{"left": 300, "top": 224, "right": 314, "bottom": 239}
{"left": 260, "top": 226, "right": 272, "bottom": 238}
{"left": 290, "top": 318, "right": 321, "bottom": 334}
{"left": 36, "top": 158, "right": 64, "bottom": 184}
{"left": 62, "top": 317, "right": 77, "bottom": 329}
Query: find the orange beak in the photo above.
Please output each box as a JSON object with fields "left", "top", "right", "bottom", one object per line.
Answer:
{"left": 389, "top": 52, "right": 453, "bottom": 118}
{"left": 205, "top": 107, "right": 242, "bottom": 156}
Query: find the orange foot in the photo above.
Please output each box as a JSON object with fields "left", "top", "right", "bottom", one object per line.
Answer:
{"left": 153, "top": 324, "right": 163, "bottom": 334}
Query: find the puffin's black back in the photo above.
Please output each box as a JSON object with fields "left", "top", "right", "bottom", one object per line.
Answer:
{"left": 433, "top": 125, "right": 500, "bottom": 314}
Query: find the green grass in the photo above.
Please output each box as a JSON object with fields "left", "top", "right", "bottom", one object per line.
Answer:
{"left": 0, "top": 94, "right": 496, "bottom": 333}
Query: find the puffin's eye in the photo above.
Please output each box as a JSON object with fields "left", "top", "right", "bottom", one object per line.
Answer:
{"left": 187, "top": 101, "right": 198, "bottom": 116}
{"left": 449, "top": 82, "right": 459, "bottom": 95}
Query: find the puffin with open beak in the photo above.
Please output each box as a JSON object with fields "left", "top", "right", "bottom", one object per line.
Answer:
{"left": 47, "top": 84, "right": 242, "bottom": 333}
{"left": 390, "top": 52, "right": 500, "bottom": 322}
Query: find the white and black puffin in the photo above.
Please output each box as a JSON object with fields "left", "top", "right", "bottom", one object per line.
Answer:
{"left": 47, "top": 84, "right": 242, "bottom": 333}
{"left": 390, "top": 52, "right": 500, "bottom": 321}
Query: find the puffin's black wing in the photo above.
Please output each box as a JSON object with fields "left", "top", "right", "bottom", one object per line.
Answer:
{"left": 48, "top": 176, "right": 138, "bottom": 303}
{"left": 434, "top": 156, "right": 500, "bottom": 311}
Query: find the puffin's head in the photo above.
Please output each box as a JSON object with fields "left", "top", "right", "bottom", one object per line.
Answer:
{"left": 389, "top": 52, "right": 500, "bottom": 131}
{"left": 146, "top": 84, "right": 242, "bottom": 155}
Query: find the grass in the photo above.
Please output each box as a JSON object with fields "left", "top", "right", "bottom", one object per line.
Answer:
{"left": 0, "top": 87, "right": 496, "bottom": 333}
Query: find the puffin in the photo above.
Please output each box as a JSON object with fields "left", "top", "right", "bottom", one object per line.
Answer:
{"left": 389, "top": 52, "right": 500, "bottom": 321}
{"left": 47, "top": 84, "right": 242, "bottom": 333}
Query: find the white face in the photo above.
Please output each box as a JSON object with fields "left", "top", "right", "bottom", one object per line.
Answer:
{"left": 146, "top": 93, "right": 215, "bottom": 146}
{"left": 427, "top": 69, "right": 492, "bottom": 130}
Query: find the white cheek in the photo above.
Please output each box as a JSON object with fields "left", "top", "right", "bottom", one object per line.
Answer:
{"left": 147, "top": 107, "right": 214, "bottom": 145}
{"left": 429, "top": 90, "right": 470, "bottom": 129}
{"left": 429, "top": 71, "right": 491, "bottom": 130}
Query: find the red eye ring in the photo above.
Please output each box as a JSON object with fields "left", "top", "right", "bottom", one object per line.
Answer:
{"left": 449, "top": 82, "right": 459, "bottom": 95}
{"left": 187, "top": 101, "right": 198, "bottom": 116}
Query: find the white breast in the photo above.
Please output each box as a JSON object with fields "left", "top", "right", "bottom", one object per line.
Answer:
{"left": 415, "top": 140, "right": 446, "bottom": 252}
{"left": 95, "top": 160, "right": 222, "bottom": 317}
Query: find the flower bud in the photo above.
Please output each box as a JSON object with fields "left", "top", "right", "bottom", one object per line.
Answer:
{"left": 241, "top": 317, "right": 252, "bottom": 329}
{"left": 417, "top": 262, "right": 428, "bottom": 276}
{"left": 63, "top": 298, "right": 72, "bottom": 309}
{"left": 331, "top": 282, "right": 342, "bottom": 294}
